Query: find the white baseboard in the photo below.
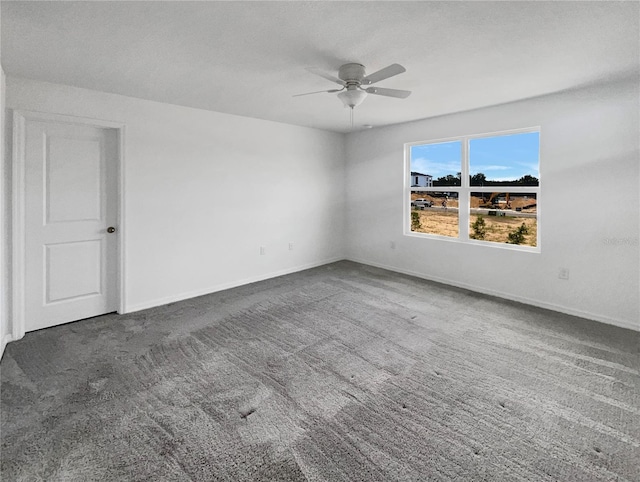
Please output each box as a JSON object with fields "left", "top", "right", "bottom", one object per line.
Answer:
{"left": 4, "top": 254, "right": 635, "bottom": 356}
{"left": 346, "top": 257, "right": 639, "bottom": 332}
{"left": 124, "top": 257, "right": 343, "bottom": 314}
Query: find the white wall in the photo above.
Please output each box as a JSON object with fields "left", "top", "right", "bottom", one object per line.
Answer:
{"left": 1, "top": 66, "right": 8, "bottom": 357}
{"left": 345, "top": 79, "right": 640, "bottom": 331}
{"left": 6, "top": 77, "right": 345, "bottom": 320}
{"left": 3, "top": 75, "right": 638, "bottom": 344}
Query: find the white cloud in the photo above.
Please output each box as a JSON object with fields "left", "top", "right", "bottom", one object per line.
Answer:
{"left": 487, "top": 176, "right": 520, "bottom": 182}
{"left": 411, "top": 157, "right": 460, "bottom": 177}
{"left": 472, "top": 165, "right": 512, "bottom": 171}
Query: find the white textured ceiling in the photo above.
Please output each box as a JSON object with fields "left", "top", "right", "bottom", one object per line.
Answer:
{"left": 2, "top": 1, "right": 639, "bottom": 133}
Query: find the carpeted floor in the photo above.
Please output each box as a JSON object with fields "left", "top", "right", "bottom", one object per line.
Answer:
{"left": 1, "top": 261, "right": 639, "bottom": 481}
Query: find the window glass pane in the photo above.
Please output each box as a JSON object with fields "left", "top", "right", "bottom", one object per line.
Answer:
{"left": 469, "top": 192, "right": 537, "bottom": 246}
{"left": 410, "top": 192, "right": 459, "bottom": 238}
{"left": 469, "top": 132, "right": 539, "bottom": 187}
{"left": 410, "top": 140, "right": 461, "bottom": 187}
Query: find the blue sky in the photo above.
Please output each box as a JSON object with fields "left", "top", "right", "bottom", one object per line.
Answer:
{"left": 411, "top": 132, "right": 539, "bottom": 181}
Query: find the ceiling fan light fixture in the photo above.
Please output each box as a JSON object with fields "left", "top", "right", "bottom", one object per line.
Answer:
{"left": 337, "top": 89, "right": 367, "bottom": 109}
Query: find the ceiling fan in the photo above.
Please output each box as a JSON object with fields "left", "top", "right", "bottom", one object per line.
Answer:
{"left": 294, "top": 63, "right": 411, "bottom": 109}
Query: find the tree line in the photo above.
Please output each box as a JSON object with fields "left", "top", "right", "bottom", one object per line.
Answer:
{"left": 432, "top": 173, "right": 539, "bottom": 187}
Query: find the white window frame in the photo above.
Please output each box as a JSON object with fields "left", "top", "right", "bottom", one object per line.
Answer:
{"left": 404, "top": 127, "right": 541, "bottom": 253}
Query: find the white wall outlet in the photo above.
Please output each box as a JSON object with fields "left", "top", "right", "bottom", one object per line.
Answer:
{"left": 558, "top": 268, "right": 569, "bottom": 280}
{"left": 390, "top": 241, "right": 396, "bottom": 249}
{"left": 289, "top": 242, "right": 294, "bottom": 251}
{"left": 260, "top": 246, "right": 266, "bottom": 255}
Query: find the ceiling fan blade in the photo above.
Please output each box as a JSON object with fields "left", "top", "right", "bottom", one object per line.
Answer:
{"left": 362, "top": 63, "right": 406, "bottom": 85}
{"left": 365, "top": 87, "right": 411, "bottom": 99}
{"left": 293, "top": 88, "right": 343, "bottom": 97}
{"left": 364, "top": 87, "right": 411, "bottom": 99}
{"left": 306, "top": 67, "right": 345, "bottom": 85}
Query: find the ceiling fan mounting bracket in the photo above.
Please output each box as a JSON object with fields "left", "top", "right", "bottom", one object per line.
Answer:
{"left": 338, "top": 63, "right": 366, "bottom": 84}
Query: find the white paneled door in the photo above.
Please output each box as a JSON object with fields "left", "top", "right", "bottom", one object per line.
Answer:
{"left": 24, "top": 119, "right": 118, "bottom": 332}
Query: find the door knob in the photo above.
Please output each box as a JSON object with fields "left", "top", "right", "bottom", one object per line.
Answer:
{"left": 107, "top": 227, "right": 116, "bottom": 233}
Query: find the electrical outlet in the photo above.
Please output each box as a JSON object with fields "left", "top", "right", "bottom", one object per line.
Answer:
{"left": 289, "top": 242, "right": 294, "bottom": 251}
{"left": 260, "top": 246, "right": 266, "bottom": 255}
{"left": 390, "top": 241, "right": 396, "bottom": 249}
{"left": 558, "top": 268, "right": 569, "bottom": 280}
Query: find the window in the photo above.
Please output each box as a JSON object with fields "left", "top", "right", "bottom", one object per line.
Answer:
{"left": 405, "top": 128, "right": 540, "bottom": 250}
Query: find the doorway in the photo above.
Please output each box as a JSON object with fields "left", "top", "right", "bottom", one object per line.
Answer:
{"left": 12, "top": 111, "right": 124, "bottom": 337}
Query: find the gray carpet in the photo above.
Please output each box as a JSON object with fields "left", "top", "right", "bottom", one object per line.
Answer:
{"left": 1, "top": 261, "right": 639, "bottom": 481}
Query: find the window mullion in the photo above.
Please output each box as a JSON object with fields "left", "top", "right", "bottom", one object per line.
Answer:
{"left": 459, "top": 137, "right": 470, "bottom": 241}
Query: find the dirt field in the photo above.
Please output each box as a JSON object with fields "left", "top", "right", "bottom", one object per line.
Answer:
{"left": 411, "top": 193, "right": 459, "bottom": 208}
{"left": 410, "top": 193, "right": 536, "bottom": 213}
{"left": 411, "top": 211, "right": 459, "bottom": 237}
{"left": 470, "top": 194, "right": 537, "bottom": 213}
{"left": 469, "top": 214, "right": 537, "bottom": 246}
{"left": 410, "top": 210, "right": 537, "bottom": 246}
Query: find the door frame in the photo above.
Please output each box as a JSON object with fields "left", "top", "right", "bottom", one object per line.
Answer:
{"left": 12, "top": 110, "right": 126, "bottom": 340}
